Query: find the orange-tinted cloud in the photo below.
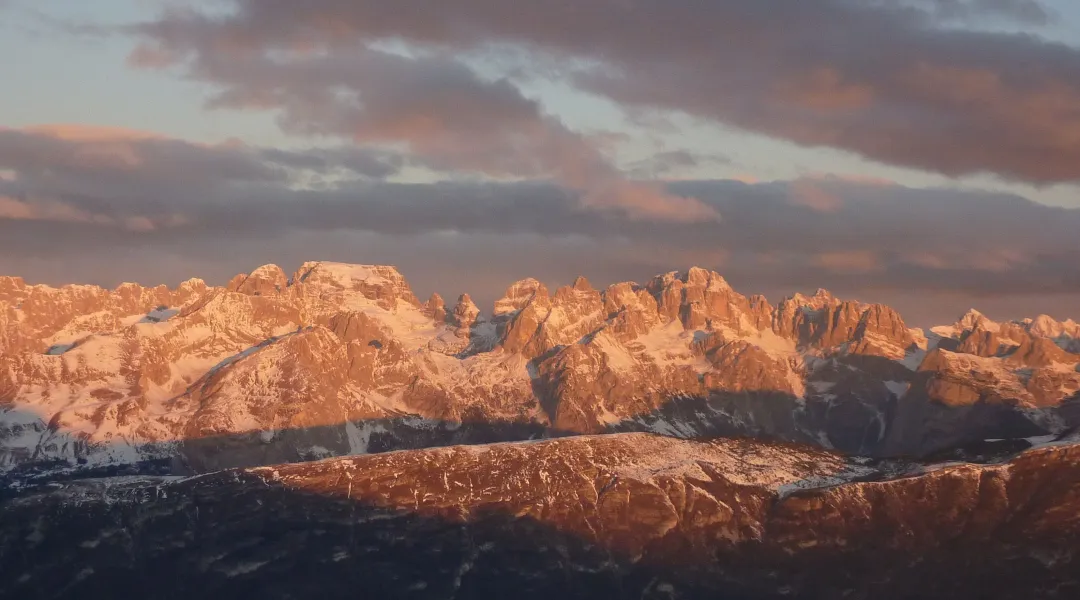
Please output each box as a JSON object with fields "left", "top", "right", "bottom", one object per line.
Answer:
{"left": 774, "top": 68, "right": 876, "bottom": 111}
{"left": 0, "top": 195, "right": 96, "bottom": 223}
{"left": 788, "top": 179, "right": 844, "bottom": 212}
{"left": 812, "top": 251, "right": 882, "bottom": 273}
{"left": 20, "top": 124, "right": 164, "bottom": 142}
{"left": 0, "top": 195, "right": 177, "bottom": 231}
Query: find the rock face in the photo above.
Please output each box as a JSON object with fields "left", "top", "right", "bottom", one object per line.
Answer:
{"left": 1, "top": 262, "right": 1079, "bottom": 476}
{"left": 2, "top": 433, "right": 1078, "bottom": 599}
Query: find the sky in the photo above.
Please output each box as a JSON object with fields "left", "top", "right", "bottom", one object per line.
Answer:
{"left": 1, "top": 0, "right": 1079, "bottom": 326}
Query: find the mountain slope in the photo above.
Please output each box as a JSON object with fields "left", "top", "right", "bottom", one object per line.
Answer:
{"left": 3, "top": 432, "right": 1078, "bottom": 599}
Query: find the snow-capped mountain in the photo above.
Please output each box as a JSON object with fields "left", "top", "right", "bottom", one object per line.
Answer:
{"left": 1, "top": 262, "right": 1078, "bottom": 474}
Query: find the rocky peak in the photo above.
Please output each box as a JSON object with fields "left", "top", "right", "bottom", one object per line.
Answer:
{"left": 848, "top": 303, "right": 915, "bottom": 358}
{"left": 645, "top": 272, "right": 684, "bottom": 323}
{"left": 422, "top": 293, "right": 448, "bottom": 324}
{"left": 292, "top": 262, "right": 420, "bottom": 310}
{"left": 645, "top": 267, "right": 754, "bottom": 332}
{"left": 785, "top": 288, "right": 839, "bottom": 312}
{"left": 774, "top": 291, "right": 836, "bottom": 343}
{"left": 746, "top": 295, "right": 775, "bottom": 330}
{"left": 957, "top": 308, "right": 999, "bottom": 333}
{"left": 177, "top": 278, "right": 208, "bottom": 297}
{"left": 1028, "top": 314, "right": 1080, "bottom": 347}
{"left": 496, "top": 272, "right": 607, "bottom": 358}
{"left": 227, "top": 264, "right": 289, "bottom": 297}
{"left": 775, "top": 295, "right": 862, "bottom": 349}
{"left": 450, "top": 294, "right": 480, "bottom": 329}
{"left": 553, "top": 276, "right": 598, "bottom": 304}
{"left": 602, "top": 282, "right": 660, "bottom": 342}
{"left": 494, "top": 278, "right": 549, "bottom": 317}
{"left": 685, "top": 266, "right": 731, "bottom": 290}
{"left": 497, "top": 299, "right": 553, "bottom": 356}
{"left": 571, "top": 275, "right": 593, "bottom": 292}
{"left": 516, "top": 280, "right": 605, "bottom": 353}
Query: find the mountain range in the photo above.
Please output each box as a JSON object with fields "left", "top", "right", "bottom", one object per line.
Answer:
{"left": 2, "top": 261, "right": 1079, "bottom": 598}
{"left": 2, "top": 261, "right": 1078, "bottom": 473}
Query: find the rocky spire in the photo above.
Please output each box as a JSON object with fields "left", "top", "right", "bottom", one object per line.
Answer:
{"left": 422, "top": 292, "right": 448, "bottom": 325}
{"left": 450, "top": 294, "right": 480, "bottom": 330}
{"left": 571, "top": 276, "right": 593, "bottom": 292}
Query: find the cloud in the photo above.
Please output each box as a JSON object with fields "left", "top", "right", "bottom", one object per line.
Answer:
{"left": 812, "top": 251, "right": 882, "bottom": 272}
{"left": 129, "top": 0, "right": 1080, "bottom": 185}
{"left": 0, "top": 125, "right": 408, "bottom": 222}
{"left": 127, "top": 28, "right": 716, "bottom": 222}
{"left": 878, "top": 0, "right": 1053, "bottom": 24}
{"left": 788, "top": 178, "right": 845, "bottom": 212}
{"left": 0, "top": 195, "right": 99, "bottom": 224}
{"left": 625, "top": 150, "right": 731, "bottom": 179}
{"left": 0, "top": 194, "right": 187, "bottom": 231}
{"left": 0, "top": 124, "right": 1077, "bottom": 325}
{"left": 22, "top": 124, "right": 164, "bottom": 142}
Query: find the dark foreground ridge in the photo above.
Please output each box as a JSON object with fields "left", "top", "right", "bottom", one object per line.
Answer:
{"left": 3, "top": 433, "right": 1079, "bottom": 600}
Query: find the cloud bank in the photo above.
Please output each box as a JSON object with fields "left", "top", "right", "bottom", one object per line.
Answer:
{"left": 1, "top": 125, "right": 1077, "bottom": 326}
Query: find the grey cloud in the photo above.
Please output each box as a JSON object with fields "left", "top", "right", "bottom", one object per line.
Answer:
{"left": 256, "top": 147, "right": 406, "bottom": 180}
{"left": 901, "top": 0, "right": 1053, "bottom": 23}
{"left": 131, "top": 0, "right": 1080, "bottom": 184}
{"left": 625, "top": 150, "right": 730, "bottom": 179}
{"left": 0, "top": 127, "right": 407, "bottom": 226}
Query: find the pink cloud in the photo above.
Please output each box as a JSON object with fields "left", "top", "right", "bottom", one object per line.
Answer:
{"left": 788, "top": 179, "right": 844, "bottom": 212}
{"left": 774, "top": 67, "right": 876, "bottom": 112}
{"left": 20, "top": 124, "right": 164, "bottom": 142}
{"left": 812, "top": 251, "right": 882, "bottom": 273}
{"left": 0, "top": 195, "right": 98, "bottom": 224}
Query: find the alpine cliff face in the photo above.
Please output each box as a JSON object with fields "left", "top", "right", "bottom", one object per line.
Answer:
{"left": 2, "top": 262, "right": 1079, "bottom": 474}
